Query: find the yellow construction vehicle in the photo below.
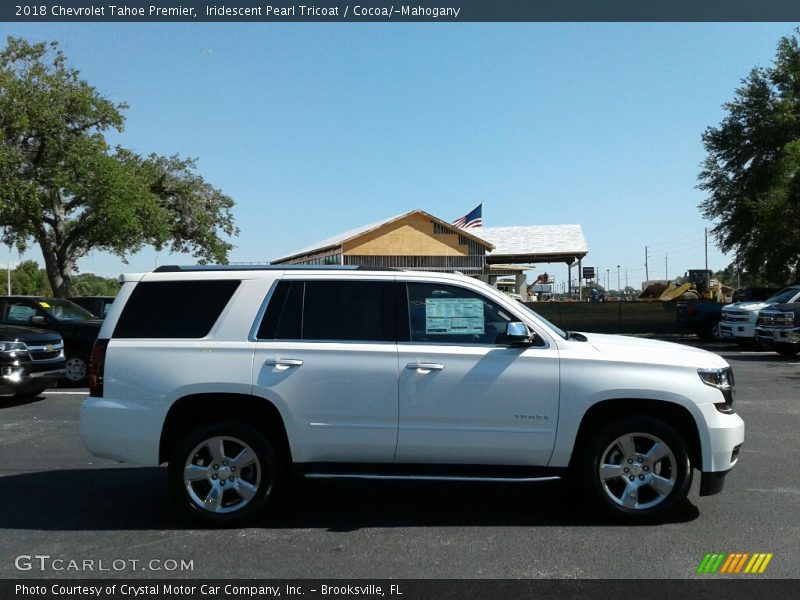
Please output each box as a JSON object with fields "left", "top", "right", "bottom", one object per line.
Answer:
{"left": 638, "top": 270, "right": 734, "bottom": 302}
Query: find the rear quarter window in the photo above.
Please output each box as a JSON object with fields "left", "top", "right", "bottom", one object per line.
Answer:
{"left": 113, "top": 280, "right": 240, "bottom": 338}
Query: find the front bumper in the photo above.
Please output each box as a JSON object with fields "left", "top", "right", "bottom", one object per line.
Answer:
{"left": 700, "top": 468, "right": 734, "bottom": 496}
{"left": 718, "top": 321, "right": 756, "bottom": 339}
{"left": 755, "top": 326, "right": 800, "bottom": 345}
{"left": 697, "top": 403, "right": 744, "bottom": 474}
{"left": 696, "top": 405, "right": 743, "bottom": 496}
{"left": 0, "top": 359, "right": 66, "bottom": 394}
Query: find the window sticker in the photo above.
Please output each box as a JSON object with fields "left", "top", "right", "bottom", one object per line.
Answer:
{"left": 425, "top": 298, "right": 484, "bottom": 334}
{"left": 39, "top": 301, "right": 51, "bottom": 308}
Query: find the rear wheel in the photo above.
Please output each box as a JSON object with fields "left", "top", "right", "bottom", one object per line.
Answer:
{"left": 694, "top": 324, "right": 716, "bottom": 341}
{"left": 167, "top": 421, "right": 282, "bottom": 526}
{"left": 580, "top": 416, "right": 692, "bottom": 522}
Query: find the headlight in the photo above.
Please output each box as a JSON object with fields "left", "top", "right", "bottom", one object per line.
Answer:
{"left": 698, "top": 367, "right": 735, "bottom": 412}
{"left": 0, "top": 341, "right": 27, "bottom": 353}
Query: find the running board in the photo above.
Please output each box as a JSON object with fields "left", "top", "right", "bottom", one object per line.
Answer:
{"left": 304, "top": 473, "right": 562, "bottom": 483}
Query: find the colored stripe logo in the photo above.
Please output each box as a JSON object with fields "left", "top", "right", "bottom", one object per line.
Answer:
{"left": 696, "top": 552, "right": 773, "bottom": 574}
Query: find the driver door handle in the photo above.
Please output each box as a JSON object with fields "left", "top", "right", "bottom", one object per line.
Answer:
{"left": 264, "top": 358, "right": 303, "bottom": 367}
{"left": 406, "top": 363, "right": 444, "bottom": 371}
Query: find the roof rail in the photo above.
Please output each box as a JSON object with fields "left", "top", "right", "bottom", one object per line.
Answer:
{"left": 153, "top": 264, "right": 398, "bottom": 273}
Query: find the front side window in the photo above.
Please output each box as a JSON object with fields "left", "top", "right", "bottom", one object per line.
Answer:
{"left": 258, "top": 280, "right": 396, "bottom": 342}
{"left": 405, "top": 283, "right": 516, "bottom": 345}
{"left": 40, "top": 298, "right": 94, "bottom": 321}
{"left": 5, "top": 302, "right": 38, "bottom": 325}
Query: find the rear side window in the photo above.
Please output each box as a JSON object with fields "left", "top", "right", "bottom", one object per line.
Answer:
{"left": 257, "top": 280, "right": 395, "bottom": 342}
{"left": 113, "top": 280, "right": 240, "bottom": 338}
{"left": 257, "top": 281, "right": 303, "bottom": 340}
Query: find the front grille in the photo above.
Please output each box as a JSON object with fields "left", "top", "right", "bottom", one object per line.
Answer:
{"left": 721, "top": 313, "right": 750, "bottom": 323}
{"left": 731, "top": 445, "right": 742, "bottom": 462}
{"left": 757, "top": 313, "right": 793, "bottom": 327}
{"left": 27, "top": 341, "right": 64, "bottom": 361}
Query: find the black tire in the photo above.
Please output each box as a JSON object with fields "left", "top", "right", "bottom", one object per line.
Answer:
{"left": 167, "top": 421, "right": 283, "bottom": 527}
{"left": 694, "top": 324, "right": 716, "bottom": 341}
{"left": 775, "top": 344, "right": 800, "bottom": 357}
{"left": 579, "top": 416, "right": 692, "bottom": 522}
{"left": 12, "top": 385, "right": 48, "bottom": 399}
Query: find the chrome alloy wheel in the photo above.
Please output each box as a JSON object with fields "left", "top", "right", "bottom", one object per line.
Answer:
{"left": 183, "top": 436, "right": 262, "bottom": 514}
{"left": 598, "top": 432, "right": 677, "bottom": 510}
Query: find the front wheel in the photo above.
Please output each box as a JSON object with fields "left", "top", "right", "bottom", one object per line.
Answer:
{"left": 12, "top": 384, "right": 48, "bottom": 399}
{"left": 775, "top": 344, "right": 800, "bottom": 357}
{"left": 64, "top": 355, "right": 89, "bottom": 384}
{"left": 580, "top": 416, "right": 692, "bottom": 522}
{"left": 167, "top": 421, "right": 282, "bottom": 526}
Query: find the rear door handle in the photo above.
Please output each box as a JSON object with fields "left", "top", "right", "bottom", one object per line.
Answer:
{"left": 406, "top": 363, "right": 444, "bottom": 371}
{"left": 264, "top": 358, "right": 303, "bottom": 367}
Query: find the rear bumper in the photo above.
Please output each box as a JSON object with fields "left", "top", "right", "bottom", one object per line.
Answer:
{"left": 80, "top": 396, "right": 165, "bottom": 465}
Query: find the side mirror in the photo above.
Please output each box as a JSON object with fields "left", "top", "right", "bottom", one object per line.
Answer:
{"left": 30, "top": 315, "right": 47, "bottom": 325}
{"left": 500, "top": 322, "right": 533, "bottom": 346}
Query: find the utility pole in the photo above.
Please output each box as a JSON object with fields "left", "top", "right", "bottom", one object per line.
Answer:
{"left": 617, "top": 265, "right": 620, "bottom": 292}
{"left": 645, "top": 246, "right": 649, "bottom": 282}
{"left": 5, "top": 244, "right": 10, "bottom": 296}
{"left": 704, "top": 227, "right": 708, "bottom": 271}
{"left": 665, "top": 254, "right": 668, "bottom": 281}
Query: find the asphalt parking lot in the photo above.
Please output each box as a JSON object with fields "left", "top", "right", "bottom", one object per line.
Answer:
{"left": 0, "top": 338, "right": 798, "bottom": 580}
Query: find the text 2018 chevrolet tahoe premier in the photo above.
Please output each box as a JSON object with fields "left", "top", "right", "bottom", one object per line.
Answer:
{"left": 80, "top": 266, "right": 744, "bottom": 525}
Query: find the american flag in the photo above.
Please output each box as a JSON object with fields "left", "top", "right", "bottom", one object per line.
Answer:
{"left": 452, "top": 203, "right": 483, "bottom": 228}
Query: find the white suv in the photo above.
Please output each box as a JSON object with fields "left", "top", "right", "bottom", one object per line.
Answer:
{"left": 80, "top": 266, "right": 744, "bottom": 525}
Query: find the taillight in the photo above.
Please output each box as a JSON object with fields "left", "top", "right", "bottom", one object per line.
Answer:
{"left": 89, "top": 339, "right": 109, "bottom": 397}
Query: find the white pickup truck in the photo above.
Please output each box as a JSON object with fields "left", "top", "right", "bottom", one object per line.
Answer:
{"left": 719, "top": 285, "right": 800, "bottom": 343}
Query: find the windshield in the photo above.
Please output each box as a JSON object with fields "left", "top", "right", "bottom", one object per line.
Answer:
{"left": 517, "top": 303, "right": 568, "bottom": 339}
{"left": 38, "top": 298, "right": 95, "bottom": 321}
{"left": 766, "top": 287, "right": 800, "bottom": 304}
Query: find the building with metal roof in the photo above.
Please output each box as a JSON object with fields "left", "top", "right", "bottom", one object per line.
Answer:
{"left": 475, "top": 225, "right": 589, "bottom": 299}
{"left": 476, "top": 225, "right": 588, "bottom": 266}
{"left": 270, "top": 211, "right": 590, "bottom": 298}
{"left": 271, "top": 209, "right": 494, "bottom": 274}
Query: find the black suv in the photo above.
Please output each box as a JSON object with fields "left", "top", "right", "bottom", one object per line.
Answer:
{"left": 68, "top": 296, "right": 115, "bottom": 319}
{"left": 0, "top": 324, "right": 65, "bottom": 398}
{"left": 0, "top": 297, "right": 102, "bottom": 383}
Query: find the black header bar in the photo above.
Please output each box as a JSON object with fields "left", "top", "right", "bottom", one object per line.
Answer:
{"left": 3, "top": 579, "right": 800, "bottom": 600}
{"left": 4, "top": 0, "right": 800, "bottom": 23}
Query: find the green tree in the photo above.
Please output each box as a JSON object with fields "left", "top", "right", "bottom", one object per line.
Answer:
{"left": 0, "top": 37, "right": 238, "bottom": 297}
{"left": 711, "top": 266, "right": 772, "bottom": 289}
{"left": 10, "top": 259, "right": 51, "bottom": 295}
{"left": 71, "top": 272, "right": 119, "bottom": 297}
{"left": 699, "top": 31, "right": 800, "bottom": 285}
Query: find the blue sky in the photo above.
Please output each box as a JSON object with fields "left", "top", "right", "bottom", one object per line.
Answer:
{"left": 1, "top": 23, "right": 796, "bottom": 289}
